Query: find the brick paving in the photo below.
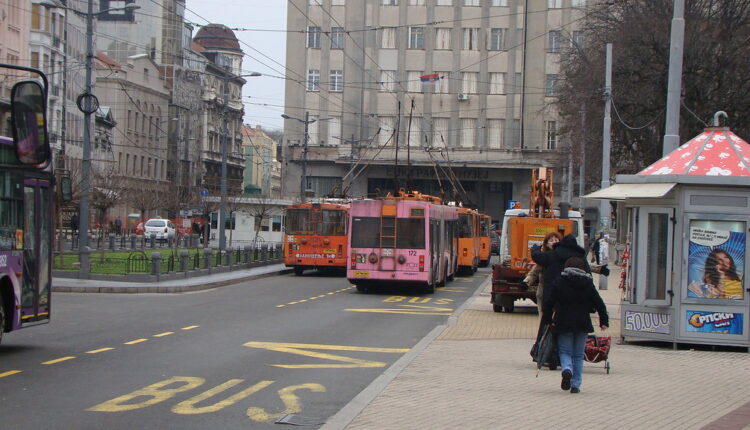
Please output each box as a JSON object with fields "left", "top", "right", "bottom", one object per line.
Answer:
{"left": 329, "top": 265, "right": 750, "bottom": 430}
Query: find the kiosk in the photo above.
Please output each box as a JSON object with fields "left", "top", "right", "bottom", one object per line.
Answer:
{"left": 587, "top": 113, "right": 749, "bottom": 349}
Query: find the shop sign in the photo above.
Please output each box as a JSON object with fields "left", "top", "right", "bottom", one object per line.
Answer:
{"left": 624, "top": 310, "right": 671, "bottom": 334}
{"left": 685, "top": 310, "right": 744, "bottom": 335}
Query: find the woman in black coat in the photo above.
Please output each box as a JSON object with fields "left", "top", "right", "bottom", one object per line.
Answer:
{"left": 531, "top": 233, "right": 590, "bottom": 313}
{"left": 542, "top": 256, "right": 609, "bottom": 394}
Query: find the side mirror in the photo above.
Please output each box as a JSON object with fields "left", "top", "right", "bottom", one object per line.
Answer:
{"left": 11, "top": 80, "right": 51, "bottom": 166}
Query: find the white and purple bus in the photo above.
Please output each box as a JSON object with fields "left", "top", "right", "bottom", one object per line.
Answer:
{"left": 0, "top": 64, "right": 54, "bottom": 344}
{"left": 347, "top": 191, "right": 458, "bottom": 293}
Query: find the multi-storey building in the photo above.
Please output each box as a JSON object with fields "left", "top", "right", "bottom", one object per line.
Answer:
{"left": 241, "top": 124, "right": 282, "bottom": 198}
{"left": 285, "top": 0, "right": 585, "bottom": 221}
{"left": 0, "top": 0, "right": 30, "bottom": 135}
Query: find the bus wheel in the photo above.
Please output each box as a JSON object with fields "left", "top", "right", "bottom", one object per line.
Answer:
{"left": 423, "top": 282, "right": 435, "bottom": 294}
{"left": 437, "top": 266, "right": 447, "bottom": 287}
{"left": 294, "top": 267, "right": 304, "bottom": 276}
{"left": 493, "top": 303, "right": 503, "bottom": 313}
{"left": 355, "top": 284, "right": 368, "bottom": 293}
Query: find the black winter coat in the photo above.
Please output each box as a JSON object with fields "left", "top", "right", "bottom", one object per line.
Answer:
{"left": 542, "top": 267, "right": 609, "bottom": 333}
{"left": 530, "top": 234, "right": 589, "bottom": 301}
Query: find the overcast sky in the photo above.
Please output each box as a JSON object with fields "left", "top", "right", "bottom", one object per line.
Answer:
{"left": 185, "top": 0, "right": 287, "bottom": 131}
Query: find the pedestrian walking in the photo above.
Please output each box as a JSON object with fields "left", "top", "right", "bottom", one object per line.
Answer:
{"left": 114, "top": 216, "right": 122, "bottom": 236}
{"left": 524, "top": 231, "right": 562, "bottom": 317}
{"left": 542, "top": 256, "right": 609, "bottom": 394}
{"left": 70, "top": 213, "right": 79, "bottom": 236}
{"left": 590, "top": 232, "right": 602, "bottom": 264}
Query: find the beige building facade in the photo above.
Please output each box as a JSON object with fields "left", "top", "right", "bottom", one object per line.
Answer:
{"left": 242, "top": 124, "right": 282, "bottom": 198}
{"left": 284, "top": 0, "right": 586, "bottom": 221}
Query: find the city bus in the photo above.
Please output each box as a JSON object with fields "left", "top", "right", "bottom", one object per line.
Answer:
{"left": 347, "top": 191, "right": 458, "bottom": 294}
{"left": 0, "top": 64, "right": 54, "bottom": 344}
{"left": 284, "top": 201, "right": 349, "bottom": 276}
{"left": 456, "top": 207, "right": 481, "bottom": 274}
{"left": 479, "top": 213, "right": 492, "bottom": 267}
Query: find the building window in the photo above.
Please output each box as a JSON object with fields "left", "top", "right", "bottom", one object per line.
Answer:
{"left": 488, "top": 119, "right": 504, "bottom": 149}
{"left": 491, "top": 0, "right": 508, "bottom": 5}
{"left": 572, "top": 0, "right": 586, "bottom": 7}
{"left": 572, "top": 31, "right": 585, "bottom": 49}
{"left": 331, "top": 27, "right": 345, "bottom": 49}
{"left": 30, "top": 52, "right": 40, "bottom": 69}
{"left": 437, "top": 0, "right": 452, "bottom": 5}
{"left": 272, "top": 215, "right": 282, "bottom": 232}
{"left": 382, "top": 0, "right": 398, "bottom": 5}
{"left": 407, "top": 71, "right": 422, "bottom": 92}
{"left": 545, "top": 74, "right": 558, "bottom": 96}
{"left": 548, "top": 30, "right": 561, "bottom": 53}
{"left": 432, "top": 117, "right": 449, "bottom": 147}
{"left": 463, "top": 28, "right": 480, "bottom": 50}
{"left": 409, "top": 0, "right": 424, "bottom": 4}
{"left": 489, "top": 73, "right": 505, "bottom": 94}
{"left": 546, "top": 121, "right": 557, "bottom": 149}
{"left": 435, "top": 28, "right": 451, "bottom": 50}
{"left": 435, "top": 71, "right": 450, "bottom": 94}
{"left": 307, "top": 26, "right": 321, "bottom": 49}
{"left": 408, "top": 27, "right": 425, "bottom": 49}
{"left": 380, "top": 70, "right": 396, "bottom": 92}
{"left": 308, "top": 0, "right": 321, "bottom": 5}
{"left": 381, "top": 27, "right": 397, "bottom": 49}
{"left": 307, "top": 69, "right": 320, "bottom": 91}
{"left": 332, "top": 0, "right": 346, "bottom": 5}
{"left": 464, "top": 0, "right": 480, "bottom": 5}
{"left": 489, "top": 28, "right": 506, "bottom": 50}
{"left": 460, "top": 118, "right": 476, "bottom": 148}
{"left": 328, "top": 117, "right": 341, "bottom": 144}
{"left": 330, "top": 70, "right": 343, "bottom": 92}
{"left": 462, "top": 72, "right": 478, "bottom": 94}
{"left": 31, "top": 4, "right": 42, "bottom": 30}
{"left": 379, "top": 116, "right": 396, "bottom": 146}
{"left": 308, "top": 116, "right": 319, "bottom": 145}
{"left": 548, "top": 0, "right": 562, "bottom": 8}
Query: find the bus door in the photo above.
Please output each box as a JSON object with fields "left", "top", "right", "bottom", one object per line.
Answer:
{"left": 21, "top": 178, "right": 51, "bottom": 325}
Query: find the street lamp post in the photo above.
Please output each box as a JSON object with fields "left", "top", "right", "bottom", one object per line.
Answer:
{"left": 281, "top": 112, "right": 331, "bottom": 202}
{"left": 41, "top": 0, "right": 139, "bottom": 274}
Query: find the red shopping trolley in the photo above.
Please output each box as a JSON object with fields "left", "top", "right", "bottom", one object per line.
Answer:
{"left": 584, "top": 334, "right": 611, "bottom": 374}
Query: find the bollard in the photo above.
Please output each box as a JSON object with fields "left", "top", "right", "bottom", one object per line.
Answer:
{"left": 149, "top": 234, "right": 156, "bottom": 248}
{"left": 120, "top": 234, "right": 126, "bottom": 249}
{"left": 130, "top": 234, "right": 137, "bottom": 250}
{"left": 108, "top": 233, "right": 116, "bottom": 251}
{"left": 224, "top": 249, "right": 231, "bottom": 266}
{"left": 204, "top": 248, "right": 212, "bottom": 273}
{"left": 261, "top": 243, "right": 268, "bottom": 261}
{"left": 244, "top": 245, "right": 252, "bottom": 264}
{"left": 179, "top": 250, "right": 189, "bottom": 272}
{"left": 151, "top": 252, "right": 162, "bottom": 281}
{"left": 275, "top": 243, "right": 282, "bottom": 259}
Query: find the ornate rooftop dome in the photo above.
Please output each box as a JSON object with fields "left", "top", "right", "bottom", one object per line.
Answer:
{"left": 194, "top": 24, "right": 242, "bottom": 53}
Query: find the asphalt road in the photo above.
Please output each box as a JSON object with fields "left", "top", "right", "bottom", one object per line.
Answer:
{"left": 0, "top": 266, "right": 489, "bottom": 429}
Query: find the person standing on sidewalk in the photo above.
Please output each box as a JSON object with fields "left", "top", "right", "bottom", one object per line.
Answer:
{"left": 542, "top": 256, "right": 609, "bottom": 394}
{"left": 524, "top": 231, "right": 562, "bottom": 318}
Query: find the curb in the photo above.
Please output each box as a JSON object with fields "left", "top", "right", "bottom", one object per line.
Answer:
{"left": 320, "top": 275, "right": 492, "bottom": 430}
{"left": 52, "top": 268, "right": 295, "bottom": 294}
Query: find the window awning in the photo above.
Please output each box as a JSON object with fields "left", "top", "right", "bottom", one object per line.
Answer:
{"left": 584, "top": 183, "right": 677, "bottom": 200}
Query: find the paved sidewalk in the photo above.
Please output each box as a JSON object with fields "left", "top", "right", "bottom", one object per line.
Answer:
{"left": 323, "top": 266, "right": 750, "bottom": 430}
{"left": 52, "top": 263, "right": 292, "bottom": 293}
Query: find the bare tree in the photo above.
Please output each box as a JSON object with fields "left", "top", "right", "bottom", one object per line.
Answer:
{"left": 556, "top": 0, "right": 750, "bottom": 191}
{"left": 244, "top": 195, "right": 278, "bottom": 247}
{"left": 90, "top": 164, "right": 129, "bottom": 235}
{"left": 126, "top": 179, "right": 163, "bottom": 225}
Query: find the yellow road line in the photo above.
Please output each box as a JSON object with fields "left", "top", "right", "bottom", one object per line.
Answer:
{"left": 181, "top": 325, "right": 199, "bottom": 330}
{"left": 124, "top": 338, "right": 148, "bottom": 345}
{"left": 0, "top": 370, "right": 22, "bottom": 378}
{"left": 42, "top": 356, "right": 76, "bottom": 365}
{"left": 276, "top": 305, "right": 286, "bottom": 308}
{"left": 153, "top": 332, "right": 174, "bottom": 337}
{"left": 86, "top": 347, "right": 114, "bottom": 354}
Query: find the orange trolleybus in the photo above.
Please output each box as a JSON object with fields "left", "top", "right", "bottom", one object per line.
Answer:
{"left": 284, "top": 201, "right": 349, "bottom": 276}
{"left": 456, "top": 207, "right": 481, "bottom": 274}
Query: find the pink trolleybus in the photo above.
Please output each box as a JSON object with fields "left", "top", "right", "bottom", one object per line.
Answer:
{"left": 347, "top": 191, "right": 458, "bottom": 294}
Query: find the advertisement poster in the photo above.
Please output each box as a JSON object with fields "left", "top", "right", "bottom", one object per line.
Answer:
{"left": 686, "top": 311, "right": 744, "bottom": 335}
{"left": 686, "top": 220, "right": 745, "bottom": 300}
{"left": 624, "top": 310, "right": 671, "bottom": 334}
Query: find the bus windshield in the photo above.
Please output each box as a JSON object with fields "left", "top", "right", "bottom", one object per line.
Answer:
{"left": 286, "top": 209, "right": 314, "bottom": 235}
{"left": 320, "top": 209, "right": 346, "bottom": 235}
{"left": 458, "top": 214, "right": 474, "bottom": 238}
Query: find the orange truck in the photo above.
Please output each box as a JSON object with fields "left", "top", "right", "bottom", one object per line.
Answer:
{"left": 491, "top": 168, "right": 584, "bottom": 312}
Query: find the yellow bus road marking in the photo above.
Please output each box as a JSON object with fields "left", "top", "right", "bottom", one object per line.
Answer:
{"left": 86, "top": 347, "right": 114, "bottom": 354}
{"left": 0, "top": 370, "right": 22, "bottom": 378}
{"left": 278, "top": 286, "right": 354, "bottom": 308}
{"left": 154, "top": 332, "right": 174, "bottom": 337}
{"left": 346, "top": 309, "right": 452, "bottom": 315}
{"left": 125, "top": 338, "right": 148, "bottom": 345}
{"left": 42, "top": 356, "right": 76, "bottom": 365}
{"left": 440, "top": 287, "right": 468, "bottom": 292}
{"left": 276, "top": 305, "right": 286, "bottom": 308}
{"left": 181, "top": 325, "right": 199, "bottom": 330}
{"left": 244, "top": 341, "right": 409, "bottom": 369}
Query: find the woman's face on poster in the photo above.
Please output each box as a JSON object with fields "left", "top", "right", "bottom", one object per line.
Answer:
{"left": 715, "top": 252, "right": 732, "bottom": 273}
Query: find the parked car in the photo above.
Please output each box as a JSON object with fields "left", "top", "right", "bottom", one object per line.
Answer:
{"left": 144, "top": 218, "right": 176, "bottom": 242}
{"left": 490, "top": 231, "right": 500, "bottom": 255}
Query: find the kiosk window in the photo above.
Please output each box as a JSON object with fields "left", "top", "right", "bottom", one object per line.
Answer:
{"left": 646, "top": 213, "right": 669, "bottom": 300}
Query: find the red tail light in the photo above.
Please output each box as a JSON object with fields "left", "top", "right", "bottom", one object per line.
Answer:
{"left": 419, "top": 255, "right": 424, "bottom": 272}
{"left": 338, "top": 244, "right": 343, "bottom": 257}
{"left": 351, "top": 252, "right": 356, "bottom": 269}
{"left": 288, "top": 245, "right": 293, "bottom": 256}
{"left": 463, "top": 248, "right": 468, "bottom": 257}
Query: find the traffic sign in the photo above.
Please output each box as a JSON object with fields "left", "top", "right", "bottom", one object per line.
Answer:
{"left": 508, "top": 200, "right": 521, "bottom": 210}
{"left": 200, "top": 189, "right": 209, "bottom": 197}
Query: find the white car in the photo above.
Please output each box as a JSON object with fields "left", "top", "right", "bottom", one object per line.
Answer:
{"left": 144, "top": 218, "right": 176, "bottom": 242}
